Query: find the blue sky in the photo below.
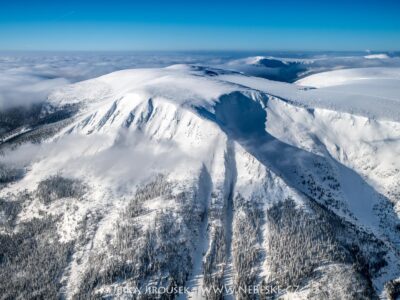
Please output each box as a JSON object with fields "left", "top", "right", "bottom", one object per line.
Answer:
{"left": 0, "top": 0, "right": 399, "bottom": 51}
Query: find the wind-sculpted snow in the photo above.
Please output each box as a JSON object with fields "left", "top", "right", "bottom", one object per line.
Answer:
{"left": 0, "top": 65, "right": 400, "bottom": 299}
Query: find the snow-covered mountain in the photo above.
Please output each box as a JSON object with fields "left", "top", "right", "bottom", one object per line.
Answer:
{"left": 1, "top": 64, "right": 400, "bottom": 299}
{"left": 224, "top": 53, "right": 400, "bottom": 83}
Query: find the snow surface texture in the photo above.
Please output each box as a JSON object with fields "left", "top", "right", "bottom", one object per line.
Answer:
{"left": 1, "top": 64, "right": 400, "bottom": 299}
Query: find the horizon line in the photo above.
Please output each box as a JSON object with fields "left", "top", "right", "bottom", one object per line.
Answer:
{"left": 0, "top": 49, "right": 399, "bottom": 54}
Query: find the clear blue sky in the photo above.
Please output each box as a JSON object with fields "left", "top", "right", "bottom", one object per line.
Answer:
{"left": 0, "top": 0, "right": 399, "bottom": 51}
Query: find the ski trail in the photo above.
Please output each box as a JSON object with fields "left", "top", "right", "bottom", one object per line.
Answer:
{"left": 223, "top": 140, "right": 236, "bottom": 300}
{"left": 183, "top": 166, "right": 213, "bottom": 300}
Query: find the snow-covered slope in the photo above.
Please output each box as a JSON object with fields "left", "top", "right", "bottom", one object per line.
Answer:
{"left": 296, "top": 67, "right": 400, "bottom": 88}
{"left": 1, "top": 65, "right": 400, "bottom": 299}
{"left": 224, "top": 56, "right": 310, "bottom": 82}
{"left": 219, "top": 67, "right": 400, "bottom": 122}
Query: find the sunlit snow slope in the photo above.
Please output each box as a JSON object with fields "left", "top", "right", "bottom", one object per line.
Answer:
{"left": 1, "top": 65, "right": 400, "bottom": 300}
